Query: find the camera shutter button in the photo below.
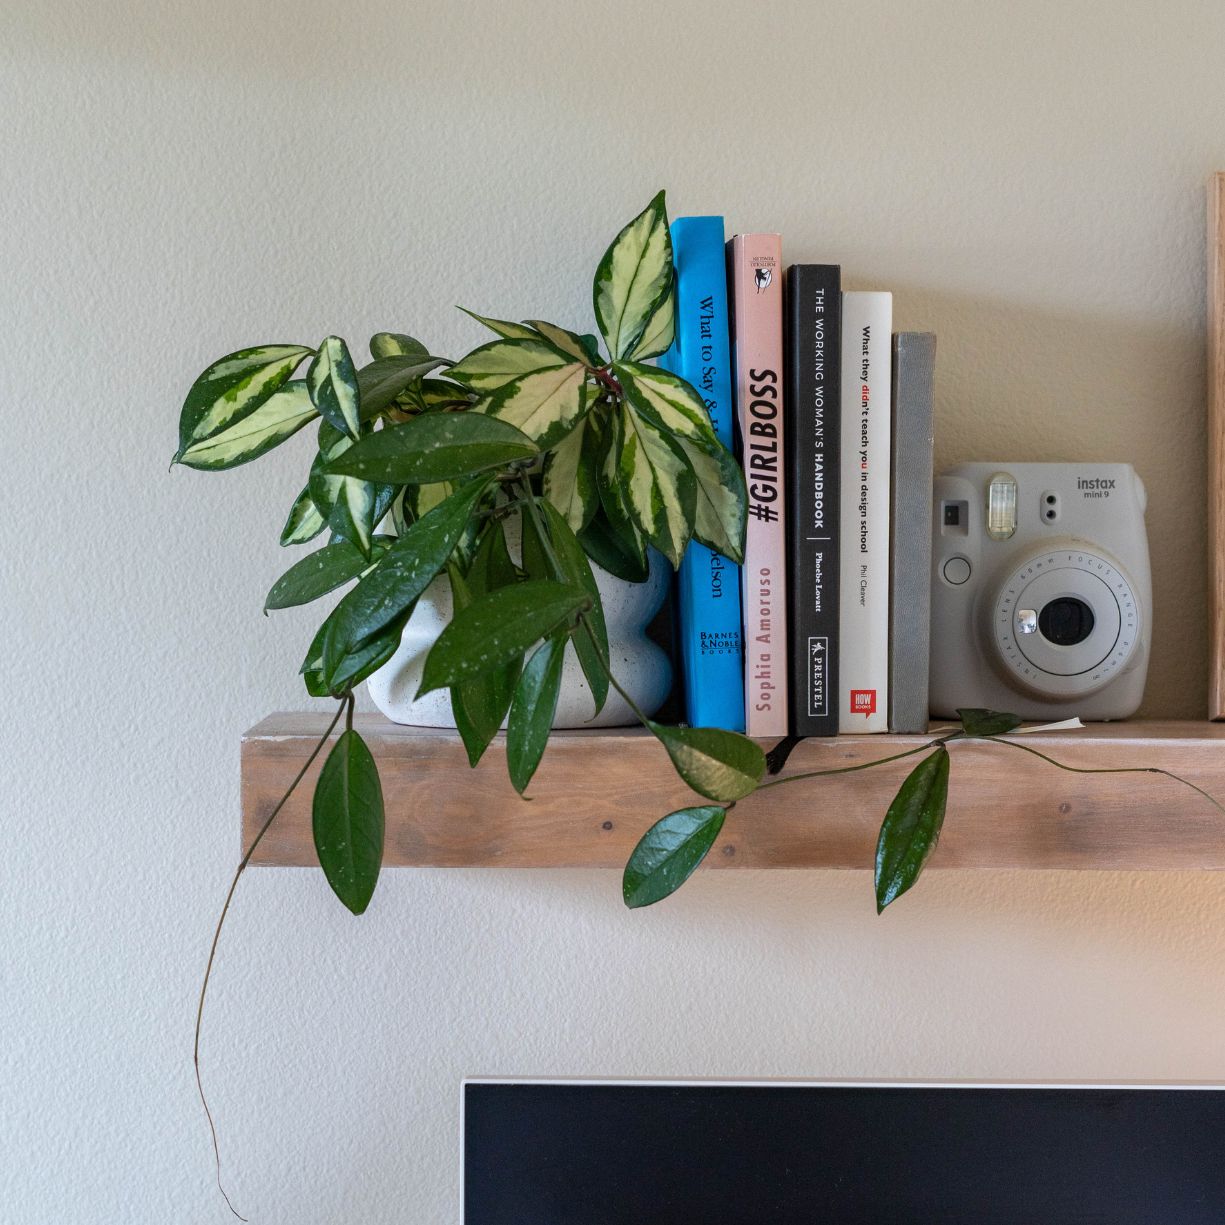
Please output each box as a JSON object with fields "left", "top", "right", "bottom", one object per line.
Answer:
{"left": 943, "top": 557, "right": 971, "bottom": 585}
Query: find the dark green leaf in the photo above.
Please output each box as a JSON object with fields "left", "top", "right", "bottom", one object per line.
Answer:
{"left": 326, "top": 412, "right": 537, "bottom": 484}
{"left": 648, "top": 722, "right": 765, "bottom": 803}
{"left": 957, "top": 708, "right": 1023, "bottom": 737}
{"left": 875, "top": 747, "right": 951, "bottom": 913}
{"left": 307, "top": 335, "right": 361, "bottom": 439}
{"left": 177, "top": 344, "right": 312, "bottom": 454}
{"left": 280, "top": 485, "right": 326, "bottom": 546}
{"left": 265, "top": 537, "right": 391, "bottom": 611}
{"left": 506, "top": 635, "right": 565, "bottom": 793}
{"left": 578, "top": 510, "right": 649, "bottom": 583}
{"left": 369, "top": 332, "right": 430, "bottom": 360}
{"left": 419, "top": 580, "right": 588, "bottom": 696}
{"left": 622, "top": 805, "right": 726, "bottom": 908}
{"left": 356, "top": 355, "right": 450, "bottom": 418}
{"left": 301, "top": 604, "right": 411, "bottom": 697}
{"left": 313, "top": 729, "right": 384, "bottom": 914}
{"left": 538, "top": 500, "right": 609, "bottom": 716}
{"left": 322, "top": 476, "right": 493, "bottom": 674}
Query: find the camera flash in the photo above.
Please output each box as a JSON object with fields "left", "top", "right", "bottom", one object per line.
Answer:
{"left": 986, "top": 472, "right": 1018, "bottom": 540}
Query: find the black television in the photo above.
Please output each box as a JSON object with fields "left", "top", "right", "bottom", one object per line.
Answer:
{"left": 462, "top": 1079, "right": 1225, "bottom": 1224}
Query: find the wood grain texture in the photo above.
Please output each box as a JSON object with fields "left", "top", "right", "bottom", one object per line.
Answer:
{"left": 1209, "top": 173, "right": 1225, "bottom": 718}
{"left": 243, "top": 714, "right": 1225, "bottom": 871}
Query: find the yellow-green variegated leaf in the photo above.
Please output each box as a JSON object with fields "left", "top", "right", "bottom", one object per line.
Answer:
{"left": 280, "top": 485, "right": 327, "bottom": 546}
{"left": 619, "top": 404, "right": 695, "bottom": 568}
{"left": 177, "top": 344, "right": 312, "bottom": 455}
{"left": 615, "top": 360, "right": 721, "bottom": 453}
{"left": 447, "top": 338, "right": 569, "bottom": 391}
{"left": 593, "top": 191, "right": 673, "bottom": 361}
{"left": 542, "top": 419, "right": 598, "bottom": 533}
{"left": 176, "top": 381, "right": 317, "bottom": 470}
{"left": 458, "top": 307, "right": 538, "bottom": 340}
{"left": 595, "top": 409, "right": 648, "bottom": 566}
{"left": 627, "top": 275, "right": 675, "bottom": 360}
{"left": 524, "top": 320, "right": 601, "bottom": 366}
{"left": 308, "top": 335, "right": 361, "bottom": 440}
{"left": 678, "top": 437, "right": 747, "bottom": 565}
{"left": 369, "top": 332, "right": 430, "bottom": 360}
{"left": 308, "top": 428, "right": 391, "bottom": 559}
{"left": 479, "top": 362, "right": 589, "bottom": 449}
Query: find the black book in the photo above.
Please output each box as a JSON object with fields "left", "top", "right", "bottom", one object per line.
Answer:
{"left": 784, "top": 264, "right": 842, "bottom": 736}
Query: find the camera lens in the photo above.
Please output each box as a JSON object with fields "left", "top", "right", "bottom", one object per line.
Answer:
{"left": 1038, "top": 597, "right": 1095, "bottom": 646}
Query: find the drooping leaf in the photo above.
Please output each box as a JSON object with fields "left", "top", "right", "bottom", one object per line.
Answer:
{"left": 356, "top": 355, "right": 450, "bottom": 418}
{"left": 958, "top": 708, "right": 1023, "bottom": 737}
{"left": 419, "top": 580, "right": 588, "bottom": 695}
{"left": 321, "top": 612, "right": 409, "bottom": 694}
{"left": 280, "top": 485, "right": 326, "bottom": 546}
{"left": 175, "top": 381, "right": 317, "bottom": 470}
{"left": 326, "top": 411, "right": 537, "bottom": 484}
{"left": 479, "top": 362, "right": 589, "bottom": 450}
{"left": 618, "top": 404, "right": 695, "bottom": 568}
{"left": 313, "top": 729, "right": 384, "bottom": 914}
{"left": 594, "top": 410, "right": 649, "bottom": 571}
{"left": 447, "top": 338, "right": 569, "bottom": 391}
{"left": 519, "top": 505, "right": 551, "bottom": 583}
{"left": 177, "top": 344, "right": 312, "bottom": 454}
{"left": 542, "top": 418, "right": 599, "bottom": 534}
{"left": 626, "top": 274, "right": 675, "bottom": 361}
{"left": 523, "top": 320, "right": 602, "bottom": 366}
{"left": 308, "top": 434, "right": 390, "bottom": 560}
{"left": 322, "top": 476, "right": 494, "bottom": 674}
{"left": 875, "top": 747, "right": 951, "bottom": 913}
{"left": 538, "top": 499, "right": 609, "bottom": 716}
{"left": 264, "top": 537, "right": 390, "bottom": 611}
{"left": 593, "top": 191, "right": 673, "bottom": 361}
{"left": 622, "top": 805, "right": 726, "bottom": 909}
{"left": 506, "top": 635, "right": 566, "bottom": 793}
{"left": 370, "top": 332, "right": 430, "bottom": 360}
{"left": 458, "top": 307, "right": 539, "bottom": 340}
{"left": 308, "top": 335, "right": 361, "bottom": 439}
{"left": 677, "top": 436, "right": 747, "bottom": 565}
{"left": 615, "top": 360, "right": 721, "bottom": 453}
{"left": 578, "top": 511, "right": 650, "bottom": 583}
{"left": 648, "top": 723, "right": 765, "bottom": 803}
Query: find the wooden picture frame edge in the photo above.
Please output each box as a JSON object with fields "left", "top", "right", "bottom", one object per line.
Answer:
{"left": 1209, "top": 172, "right": 1225, "bottom": 718}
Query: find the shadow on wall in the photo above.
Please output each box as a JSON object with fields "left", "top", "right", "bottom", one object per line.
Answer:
{"left": 884, "top": 285, "right": 1208, "bottom": 721}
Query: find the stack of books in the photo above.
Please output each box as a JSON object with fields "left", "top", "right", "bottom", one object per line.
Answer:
{"left": 664, "top": 217, "right": 936, "bottom": 737}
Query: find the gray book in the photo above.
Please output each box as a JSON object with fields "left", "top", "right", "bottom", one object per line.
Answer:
{"left": 889, "top": 332, "right": 937, "bottom": 733}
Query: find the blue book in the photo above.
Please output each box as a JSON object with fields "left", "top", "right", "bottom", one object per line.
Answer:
{"left": 661, "top": 216, "right": 745, "bottom": 731}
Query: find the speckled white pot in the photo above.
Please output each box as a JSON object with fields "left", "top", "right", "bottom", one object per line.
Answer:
{"left": 366, "top": 542, "right": 672, "bottom": 729}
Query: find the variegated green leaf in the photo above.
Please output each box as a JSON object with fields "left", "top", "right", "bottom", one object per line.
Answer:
{"left": 618, "top": 404, "right": 695, "bottom": 568}
{"left": 308, "top": 335, "right": 361, "bottom": 439}
{"left": 677, "top": 437, "right": 747, "bottom": 565}
{"left": 458, "top": 307, "right": 538, "bottom": 340}
{"left": 615, "top": 360, "right": 720, "bottom": 453}
{"left": 447, "top": 338, "right": 569, "bottom": 391}
{"left": 175, "top": 381, "right": 317, "bottom": 470}
{"left": 523, "top": 320, "right": 601, "bottom": 366}
{"left": 592, "top": 191, "right": 673, "bottom": 361}
{"left": 542, "top": 419, "right": 598, "bottom": 533}
{"left": 177, "top": 344, "right": 312, "bottom": 454}
{"left": 595, "top": 410, "right": 648, "bottom": 570}
{"left": 627, "top": 275, "right": 675, "bottom": 361}
{"left": 369, "top": 332, "right": 430, "bottom": 360}
{"left": 396, "top": 378, "right": 473, "bottom": 413}
{"left": 280, "top": 485, "right": 326, "bottom": 546}
{"left": 405, "top": 480, "right": 453, "bottom": 522}
{"left": 309, "top": 429, "right": 391, "bottom": 558}
{"left": 479, "top": 362, "right": 589, "bottom": 450}
{"left": 356, "top": 355, "right": 450, "bottom": 418}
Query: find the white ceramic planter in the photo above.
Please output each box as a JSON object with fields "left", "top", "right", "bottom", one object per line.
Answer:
{"left": 367, "top": 545, "right": 673, "bottom": 729}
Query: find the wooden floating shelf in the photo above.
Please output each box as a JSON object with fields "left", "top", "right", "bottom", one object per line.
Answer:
{"left": 242, "top": 715, "right": 1225, "bottom": 871}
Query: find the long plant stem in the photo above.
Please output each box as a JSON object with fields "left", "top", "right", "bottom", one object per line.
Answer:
{"left": 984, "top": 735, "right": 1225, "bottom": 818}
{"left": 756, "top": 735, "right": 959, "bottom": 791}
{"left": 194, "top": 699, "right": 347, "bottom": 1221}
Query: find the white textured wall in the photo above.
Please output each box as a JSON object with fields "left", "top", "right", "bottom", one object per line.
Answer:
{"left": 5, "top": 1, "right": 1225, "bottom": 1220}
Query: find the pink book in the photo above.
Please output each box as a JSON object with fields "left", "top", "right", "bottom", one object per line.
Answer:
{"left": 727, "top": 233, "right": 789, "bottom": 737}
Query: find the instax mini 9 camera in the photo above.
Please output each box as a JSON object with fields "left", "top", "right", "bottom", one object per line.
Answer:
{"left": 930, "top": 463, "right": 1151, "bottom": 721}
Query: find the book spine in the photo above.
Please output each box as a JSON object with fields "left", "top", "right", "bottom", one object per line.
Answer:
{"left": 727, "top": 233, "right": 788, "bottom": 737}
{"left": 888, "top": 332, "right": 937, "bottom": 733}
{"left": 785, "top": 264, "right": 842, "bottom": 736}
{"left": 666, "top": 217, "right": 745, "bottom": 731}
{"left": 838, "top": 291, "right": 892, "bottom": 733}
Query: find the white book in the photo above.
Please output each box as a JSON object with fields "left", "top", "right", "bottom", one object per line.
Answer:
{"left": 838, "top": 291, "right": 892, "bottom": 732}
